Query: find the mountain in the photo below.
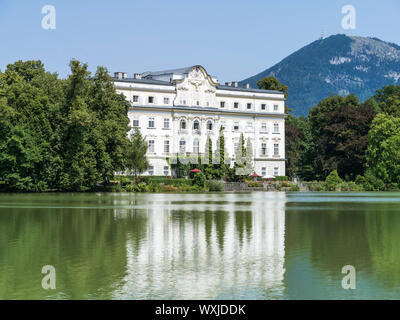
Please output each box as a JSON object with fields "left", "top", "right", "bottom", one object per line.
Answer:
{"left": 241, "top": 34, "right": 400, "bottom": 116}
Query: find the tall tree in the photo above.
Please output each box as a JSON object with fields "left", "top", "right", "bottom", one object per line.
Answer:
{"left": 125, "top": 128, "right": 149, "bottom": 177}
{"left": 366, "top": 113, "right": 400, "bottom": 186}
{"left": 370, "top": 84, "right": 400, "bottom": 117}
{"left": 308, "top": 94, "right": 360, "bottom": 179}
{"left": 317, "top": 104, "right": 376, "bottom": 179}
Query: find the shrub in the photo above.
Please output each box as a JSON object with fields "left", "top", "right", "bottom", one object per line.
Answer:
{"left": 357, "top": 170, "right": 385, "bottom": 191}
{"left": 247, "top": 181, "right": 263, "bottom": 188}
{"left": 325, "top": 170, "right": 342, "bottom": 191}
{"left": 289, "top": 184, "right": 300, "bottom": 191}
{"left": 271, "top": 176, "right": 289, "bottom": 181}
{"left": 207, "top": 180, "right": 224, "bottom": 192}
{"left": 192, "top": 172, "right": 206, "bottom": 189}
{"left": 340, "top": 181, "right": 364, "bottom": 191}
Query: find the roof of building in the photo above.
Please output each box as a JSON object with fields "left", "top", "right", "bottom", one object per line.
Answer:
{"left": 114, "top": 65, "right": 284, "bottom": 95}
{"left": 114, "top": 78, "right": 173, "bottom": 86}
{"left": 141, "top": 66, "right": 195, "bottom": 77}
{"left": 216, "top": 85, "right": 283, "bottom": 95}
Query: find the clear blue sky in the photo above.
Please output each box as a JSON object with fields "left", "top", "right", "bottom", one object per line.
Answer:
{"left": 1, "top": 0, "right": 399, "bottom": 82}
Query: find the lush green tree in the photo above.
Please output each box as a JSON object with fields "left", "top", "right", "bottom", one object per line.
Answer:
{"left": 365, "top": 113, "right": 400, "bottom": 186}
{"left": 212, "top": 127, "right": 230, "bottom": 180}
{"left": 256, "top": 76, "right": 288, "bottom": 98}
{"left": 125, "top": 128, "right": 149, "bottom": 177}
{"left": 0, "top": 60, "right": 64, "bottom": 191}
{"left": 316, "top": 103, "right": 376, "bottom": 179}
{"left": 192, "top": 172, "right": 206, "bottom": 189}
{"left": 325, "top": 170, "right": 342, "bottom": 191}
{"left": 308, "top": 94, "right": 360, "bottom": 179}
{"left": 370, "top": 84, "right": 400, "bottom": 117}
{"left": 285, "top": 115, "right": 305, "bottom": 178}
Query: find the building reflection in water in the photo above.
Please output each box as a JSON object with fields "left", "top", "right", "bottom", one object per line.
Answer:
{"left": 113, "top": 192, "right": 287, "bottom": 299}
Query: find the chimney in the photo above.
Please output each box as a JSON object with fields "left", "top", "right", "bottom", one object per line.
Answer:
{"left": 134, "top": 73, "right": 142, "bottom": 79}
{"left": 225, "top": 82, "right": 231, "bottom": 86}
{"left": 114, "top": 72, "right": 127, "bottom": 80}
{"left": 243, "top": 83, "right": 250, "bottom": 89}
{"left": 232, "top": 81, "right": 238, "bottom": 87}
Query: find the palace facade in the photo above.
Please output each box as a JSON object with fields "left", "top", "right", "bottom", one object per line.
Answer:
{"left": 114, "top": 65, "right": 286, "bottom": 177}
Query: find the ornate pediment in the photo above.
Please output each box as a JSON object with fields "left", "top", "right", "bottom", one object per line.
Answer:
{"left": 174, "top": 66, "right": 217, "bottom": 107}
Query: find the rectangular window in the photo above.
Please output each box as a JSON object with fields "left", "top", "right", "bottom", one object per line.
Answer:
{"left": 261, "top": 143, "right": 267, "bottom": 156}
{"left": 132, "top": 95, "right": 139, "bottom": 103}
{"left": 164, "top": 118, "right": 170, "bottom": 129}
{"left": 148, "top": 140, "right": 155, "bottom": 153}
{"left": 132, "top": 119, "right": 139, "bottom": 127}
{"left": 164, "top": 97, "right": 169, "bottom": 104}
{"left": 234, "top": 102, "right": 239, "bottom": 109}
{"left": 274, "top": 167, "right": 279, "bottom": 176}
{"left": 274, "top": 144, "right": 279, "bottom": 156}
{"left": 262, "top": 167, "right": 266, "bottom": 176}
{"left": 148, "top": 166, "right": 154, "bottom": 176}
{"left": 274, "top": 104, "right": 279, "bottom": 111}
{"left": 220, "top": 101, "right": 225, "bottom": 108}
{"left": 164, "top": 166, "right": 169, "bottom": 176}
{"left": 261, "top": 122, "right": 267, "bottom": 132}
{"left": 148, "top": 117, "right": 155, "bottom": 128}
{"left": 148, "top": 96, "right": 154, "bottom": 104}
{"left": 233, "top": 122, "right": 239, "bottom": 131}
{"left": 220, "top": 121, "right": 226, "bottom": 130}
{"left": 261, "top": 104, "right": 266, "bottom": 110}
{"left": 274, "top": 123, "right": 279, "bottom": 133}
{"left": 247, "top": 103, "right": 252, "bottom": 110}
{"left": 179, "top": 140, "right": 186, "bottom": 153}
{"left": 164, "top": 140, "right": 170, "bottom": 153}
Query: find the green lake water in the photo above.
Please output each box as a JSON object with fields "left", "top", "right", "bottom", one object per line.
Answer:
{"left": 0, "top": 192, "right": 399, "bottom": 300}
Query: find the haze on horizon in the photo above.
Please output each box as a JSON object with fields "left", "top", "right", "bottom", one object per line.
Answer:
{"left": 0, "top": 0, "right": 399, "bottom": 82}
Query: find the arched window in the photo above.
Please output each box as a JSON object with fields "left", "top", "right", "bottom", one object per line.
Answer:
{"left": 207, "top": 120, "right": 213, "bottom": 131}
{"left": 193, "top": 120, "right": 200, "bottom": 130}
{"left": 193, "top": 138, "right": 199, "bottom": 154}
{"left": 180, "top": 119, "right": 186, "bottom": 130}
{"left": 179, "top": 138, "right": 186, "bottom": 153}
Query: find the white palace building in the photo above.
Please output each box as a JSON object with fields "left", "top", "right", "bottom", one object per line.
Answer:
{"left": 113, "top": 65, "right": 286, "bottom": 177}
